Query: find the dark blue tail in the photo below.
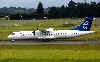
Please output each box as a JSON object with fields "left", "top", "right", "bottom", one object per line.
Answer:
{"left": 71, "top": 17, "right": 93, "bottom": 31}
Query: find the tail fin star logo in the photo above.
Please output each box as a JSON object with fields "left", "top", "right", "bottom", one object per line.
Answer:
{"left": 83, "top": 21, "right": 89, "bottom": 25}
{"left": 83, "top": 21, "right": 89, "bottom": 29}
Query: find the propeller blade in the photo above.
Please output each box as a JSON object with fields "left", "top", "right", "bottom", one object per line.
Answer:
{"left": 32, "top": 30, "right": 35, "bottom": 36}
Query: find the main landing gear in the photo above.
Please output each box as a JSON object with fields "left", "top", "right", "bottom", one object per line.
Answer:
{"left": 43, "top": 39, "right": 49, "bottom": 42}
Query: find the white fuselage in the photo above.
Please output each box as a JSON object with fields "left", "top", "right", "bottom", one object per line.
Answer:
{"left": 7, "top": 17, "right": 94, "bottom": 41}
{"left": 7, "top": 29, "right": 94, "bottom": 40}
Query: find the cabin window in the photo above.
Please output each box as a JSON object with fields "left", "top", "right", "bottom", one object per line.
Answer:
{"left": 74, "top": 33, "right": 77, "bottom": 34}
{"left": 11, "top": 33, "right": 15, "bottom": 35}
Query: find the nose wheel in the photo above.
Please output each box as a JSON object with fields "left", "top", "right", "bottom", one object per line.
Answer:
{"left": 11, "top": 40, "right": 15, "bottom": 42}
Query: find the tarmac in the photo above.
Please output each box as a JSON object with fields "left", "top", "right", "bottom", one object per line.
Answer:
{"left": 0, "top": 40, "right": 100, "bottom": 45}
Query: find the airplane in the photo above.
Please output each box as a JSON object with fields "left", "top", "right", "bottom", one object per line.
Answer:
{"left": 7, "top": 16, "right": 95, "bottom": 42}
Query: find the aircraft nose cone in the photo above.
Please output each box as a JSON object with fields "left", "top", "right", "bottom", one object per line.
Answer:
{"left": 7, "top": 35, "right": 12, "bottom": 39}
{"left": 7, "top": 35, "right": 10, "bottom": 39}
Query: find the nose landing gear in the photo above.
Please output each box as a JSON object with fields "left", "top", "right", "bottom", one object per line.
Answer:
{"left": 11, "top": 40, "right": 15, "bottom": 42}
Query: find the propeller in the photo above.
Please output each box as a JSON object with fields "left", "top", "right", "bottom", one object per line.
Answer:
{"left": 32, "top": 25, "right": 40, "bottom": 36}
{"left": 32, "top": 30, "right": 35, "bottom": 36}
{"left": 32, "top": 26, "right": 39, "bottom": 36}
{"left": 32, "top": 29, "right": 36, "bottom": 36}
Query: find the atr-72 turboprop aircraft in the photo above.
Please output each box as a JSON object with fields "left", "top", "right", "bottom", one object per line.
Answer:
{"left": 7, "top": 17, "right": 95, "bottom": 42}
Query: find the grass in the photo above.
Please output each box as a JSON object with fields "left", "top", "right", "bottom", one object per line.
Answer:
{"left": 0, "top": 45, "right": 100, "bottom": 62}
{"left": 0, "top": 18, "right": 100, "bottom": 41}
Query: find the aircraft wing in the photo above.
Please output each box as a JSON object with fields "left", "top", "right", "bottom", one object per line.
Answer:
{"left": 41, "top": 30, "right": 50, "bottom": 33}
{"left": 40, "top": 28, "right": 54, "bottom": 33}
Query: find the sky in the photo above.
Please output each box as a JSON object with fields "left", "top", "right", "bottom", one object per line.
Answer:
{"left": 0, "top": 0, "right": 99, "bottom": 9}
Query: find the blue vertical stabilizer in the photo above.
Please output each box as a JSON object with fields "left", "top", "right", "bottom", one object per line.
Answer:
{"left": 71, "top": 17, "right": 93, "bottom": 31}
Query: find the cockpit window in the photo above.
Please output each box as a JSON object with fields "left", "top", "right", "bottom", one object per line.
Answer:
{"left": 20, "top": 33, "right": 22, "bottom": 34}
{"left": 11, "top": 33, "right": 15, "bottom": 35}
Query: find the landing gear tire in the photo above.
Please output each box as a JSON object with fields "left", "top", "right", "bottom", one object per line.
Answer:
{"left": 44, "top": 39, "right": 49, "bottom": 42}
{"left": 11, "top": 40, "right": 14, "bottom": 42}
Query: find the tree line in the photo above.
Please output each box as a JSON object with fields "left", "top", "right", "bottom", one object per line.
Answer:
{"left": 10, "top": 0, "right": 100, "bottom": 19}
